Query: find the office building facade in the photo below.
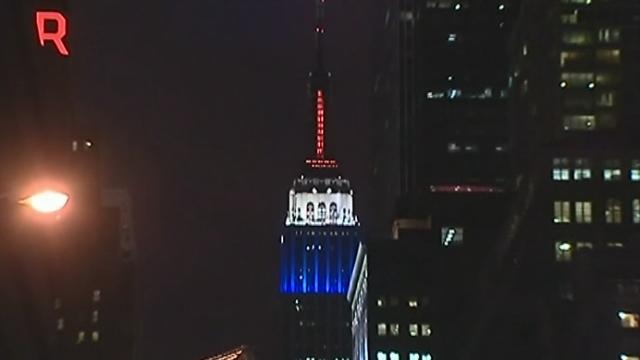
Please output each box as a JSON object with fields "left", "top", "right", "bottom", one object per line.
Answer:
{"left": 463, "top": 1, "right": 640, "bottom": 358}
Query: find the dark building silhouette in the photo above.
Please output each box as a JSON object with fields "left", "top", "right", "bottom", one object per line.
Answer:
{"left": 366, "top": 1, "right": 520, "bottom": 359}
{"left": 348, "top": 237, "right": 438, "bottom": 360}
{"left": 279, "top": 1, "right": 361, "bottom": 359}
{"left": 0, "top": 1, "right": 139, "bottom": 359}
{"left": 465, "top": 1, "right": 640, "bottom": 359}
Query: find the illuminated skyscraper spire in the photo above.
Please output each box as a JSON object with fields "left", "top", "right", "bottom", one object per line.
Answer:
{"left": 306, "top": 0, "right": 338, "bottom": 169}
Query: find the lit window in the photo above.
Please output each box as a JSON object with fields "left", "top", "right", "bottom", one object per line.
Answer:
{"left": 377, "top": 352, "right": 387, "bottom": 360}
{"left": 560, "top": 51, "right": 587, "bottom": 67}
{"left": 390, "top": 323, "right": 400, "bottom": 336}
{"left": 390, "top": 352, "right": 399, "bottom": 360}
{"left": 596, "top": 49, "right": 620, "bottom": 64}
{"left": 605, "top": 199, "right": 622, "bottom": 224}
{"left": 604, "top": 168, "right": 622, "bottom": 181}
{"left": 620, "top": 355, "right": 640, "bottom": 360}
{"left": 563, "top": 115, "right": 595, "bottom": 131}
{"left": 575, "top": 201, "right": 592, "bottom": 223}
{"left": 448, "top": 33, "right": 457, "bottom": 42}
{"left": 91, "top": 331, "right": 99, "bottom": 342}
{"left": 576, "top": 242, "right": 593, "bottom": 250}
{"left": 409, "top": 324, "right": 418, "bottom": 336}
{"left": 633, "top": 199, "right": 640, "bottom": 224}
{"left": 552, "top": 158, "right": 570, "bottom": 180}
{"left": 554, "top": 201, "right": 571, "bottom": 223}
{"left": 562, "top": 30, "right": 592, "bottom": 45}
{"left": 422, "top": 354, "right": 433, "bottom": 360}
{"left": 77, "top": 331, "right": 86, "bottom": 344}
{"left": 447, "top": 89, "right": 461, "bottom": 99}
{"left": 597, "top": 92, "right": 616, "bottom": 107}
{"left": 378, "top": 323, "right": 387, "bottom": 336}
{"left": 56, "top": 318, "right": 64, "bottom": 331}
{"left": 631, "top": 160, "right": 640, "bottom": 181}
{"left": 409, "top": 353, "right": 420, "bottom": 360}
{"left": 555, "top": 242, "right": 573, "bottom": 262}
{"left": 560, "top": 11, "right": 578, "bottom": 24}
{"left": 53, "top": 298, "right": 62, "bottom": 310}
{"left": 92, "top": 310, "right": 99, "bottom": 323}
{"left": 573, "top": 158, "right": 591, "bottom": 180}
{"left": 561, "top": 72, "right": 594, "bottom": 88}
{"left": 604, "top": 160, "right": 622, "bottom": 181}
{"left": 561, "top": 0, "right": 591, "bottom": 3}
{"left": 619, "top": 311, "right": 640, "bottom": 328}
{"left": 441, "top": 227, "right": 463, "bottom": 246}
{"left": 421, "top": 323, "right": 432, "bottom": 336}
{"left": 598, "top": 28, "right": 620, "bottom": 43}
{"left": 377, "top": 297, "right": 386, "bottom": 307}
{"left": 596, "top": 72, "right": 619, "bottom": 86}
{"left": 93, "top": 290, "right": 101, "bottom": 302}
{"left": 447, "top": 142, "right": 461, "bottom": 153}
{"left": 408, "top": 298, "right": 418, "bottom": 308}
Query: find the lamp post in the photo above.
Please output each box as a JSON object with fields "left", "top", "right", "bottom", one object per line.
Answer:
{"left": 0, "top": 188, "right": 70, "bottom": 360}
{"left": 19, "top": 190, "right": 69, "bottom": 214}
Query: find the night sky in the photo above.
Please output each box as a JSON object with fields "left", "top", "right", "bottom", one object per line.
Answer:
{"left": 68, "top": 1, "right": 372, "bottom": 359}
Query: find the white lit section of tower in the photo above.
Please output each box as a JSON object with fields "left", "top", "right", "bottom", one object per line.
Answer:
{"left": 285, "top": 176, "right": 358, "bottom": 227}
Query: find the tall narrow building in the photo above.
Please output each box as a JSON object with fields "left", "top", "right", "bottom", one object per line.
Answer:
{"left": 0, "top": 1, "right": 139, "bottom": 359}
{"left": 280, "top": 2, "right": 360, "bottom": 359}
{"left": 367, "top": 2, "right": 520, "bottom": 359}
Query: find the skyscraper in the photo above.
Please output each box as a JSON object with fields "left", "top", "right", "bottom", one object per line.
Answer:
{"left": 0, "top": 2, "right": 139, "bottom": 359}
{"left": 367, "top": 2, "right": 520, "bottom": 359}
{"left": 371, "top": 0, "right": 518, "bottom": 235}
{"left": 477, "top": 1, "right": 640, "bottom": 358}
{"left": 280, "top": 1, "right": 361, "bottom": 359}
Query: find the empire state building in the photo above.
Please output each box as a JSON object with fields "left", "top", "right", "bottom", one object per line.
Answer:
{"left": 279, "top": 1, "right": 360, "bottom": 359}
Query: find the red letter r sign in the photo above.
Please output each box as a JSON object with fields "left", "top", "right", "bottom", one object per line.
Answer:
{"left": 36, "top": 11, "right": 70, "bottom": 56}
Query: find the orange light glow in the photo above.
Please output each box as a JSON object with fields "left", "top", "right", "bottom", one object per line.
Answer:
{"left": 21, "top": 190, "right": 69, "bottom": 214}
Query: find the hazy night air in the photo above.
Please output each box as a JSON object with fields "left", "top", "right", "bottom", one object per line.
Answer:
{"left": 5, "top": 0, "right": 639, "bottom": 360}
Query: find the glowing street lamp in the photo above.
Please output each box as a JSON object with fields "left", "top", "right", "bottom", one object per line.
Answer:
{"left": 20, "top": 190, "right": 69, "bottom": 214}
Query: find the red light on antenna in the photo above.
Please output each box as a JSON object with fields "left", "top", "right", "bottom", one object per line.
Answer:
{"left": 36, "top": 11, "right": 69, "bottom": 56}
{"left": 315, "top": 89, "right": 326, "bottom": 159}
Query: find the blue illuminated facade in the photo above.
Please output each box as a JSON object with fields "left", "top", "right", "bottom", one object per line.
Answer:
{"left": 280, "top": 227, "right": 359, "bottom": 294}
{"left": 280, "top": 173, "right": 361, "bottom": 360}
{"left": 280, "top": 1, "right": 360, "bottom": 358}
